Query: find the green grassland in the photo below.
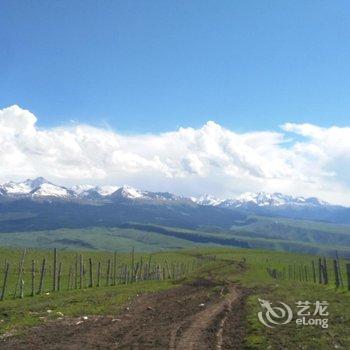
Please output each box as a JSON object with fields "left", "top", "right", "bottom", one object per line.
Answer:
{"left": 0, "top": 215, "right": 350, "bottom": 256}
{"left": 0, "top": 227, "right": 208, "bottom": 251}
{"left": 0, "top": 246, "right": 349, "bottom": 348}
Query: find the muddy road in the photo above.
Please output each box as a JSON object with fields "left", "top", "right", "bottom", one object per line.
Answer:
{"left": 2, "top": 266, "right": 247, "bottom": 349}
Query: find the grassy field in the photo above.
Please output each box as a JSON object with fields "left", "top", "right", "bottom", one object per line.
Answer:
{"left": 1, "top": 217, "right": 350, "bottom": 257}
{"left": 0, "top": 247, "right": 349, "bottom": 348}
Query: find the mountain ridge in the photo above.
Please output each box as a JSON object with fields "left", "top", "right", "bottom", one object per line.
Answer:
{"left": 1, "top": 177, "right": 349, "bottom": 226}
{"left": 0, "top": 177, "right": 339, "bottom": 208}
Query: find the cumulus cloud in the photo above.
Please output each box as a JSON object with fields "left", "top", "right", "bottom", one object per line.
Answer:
{"left": 1, "top": 105, "right": 350, "bottom": 205}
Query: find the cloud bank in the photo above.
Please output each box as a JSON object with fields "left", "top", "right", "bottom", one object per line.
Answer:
{"left": 1, "top": 105, "right": 349, "bottom": 205}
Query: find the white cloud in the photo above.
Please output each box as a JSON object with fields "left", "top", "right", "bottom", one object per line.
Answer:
{"left": 1, "top": 105, "right": 350, "bottom": 205}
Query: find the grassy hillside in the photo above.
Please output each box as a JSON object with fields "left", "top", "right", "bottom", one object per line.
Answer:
{"left": 0, "top": 215, "right": 350, "bottom": 256}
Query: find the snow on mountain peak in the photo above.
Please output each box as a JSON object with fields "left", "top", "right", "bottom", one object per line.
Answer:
{"left": 96, "top": 185, "right": 120, "bottom": 196}
{"left": 31, "top": 183, "right": 71, "bottom": 198}
{"left": 2, "top": 177, "right": 73, "bottom": 198}
{"left": 25, "top": 177, "right": 49, "bottom": 188}
{"left": 0, "top": 178, "right": 331, "bottom": 207}
{"left": 115, "top": 185, "right": 145, "bottom": 199}
{"left": 220, "top": 192, "right": 330, "bottom": 208}
{"left": 3, "top": 177, "right": 50, "bottom": 195}
{"left": 70, "top": 185, "right": 119, "bottom": 198}
{"left": 193, "top": 194, "right": 223, "bottom": 206}
{"left": 70, "top": 184, "right": 95, "bottom": 195}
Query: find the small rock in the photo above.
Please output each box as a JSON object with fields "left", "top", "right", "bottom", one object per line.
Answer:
{"left": 76, "top": 320, "right": 83, "bottom": 325}
{"left": 82, "top": 316, "right": 88, "bottom": 320}
{"left": 199, "top": 303, "right": 205, "bottom": 307}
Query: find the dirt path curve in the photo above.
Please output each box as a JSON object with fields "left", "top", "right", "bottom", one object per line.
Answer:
{"left": 169, "top": 286, "right": 238, "bottom": 350}
{"left": 2, "top": 274, "right": 246, "bottom": 349}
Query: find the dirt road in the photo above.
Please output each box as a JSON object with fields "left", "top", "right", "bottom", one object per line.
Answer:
{"left": 2, "top": 279, "right": 246, "bottom": 349}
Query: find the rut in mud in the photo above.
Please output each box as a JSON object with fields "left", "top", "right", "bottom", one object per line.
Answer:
{"left": 2, "top": 266, "right": 247, "bottom": 349}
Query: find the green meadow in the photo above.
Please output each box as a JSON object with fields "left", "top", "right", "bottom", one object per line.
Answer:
{"left": 0, "top": 246, "right": 349, "bottom": 348}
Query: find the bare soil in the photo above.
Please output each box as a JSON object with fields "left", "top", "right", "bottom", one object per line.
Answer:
{"left": 1, "top": 280, "right": 246, "bottom": 350}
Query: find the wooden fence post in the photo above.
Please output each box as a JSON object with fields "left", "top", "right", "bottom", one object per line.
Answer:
{"left": 131, "top": 248, "right": 135, "bottom": 283}
{"left": 318, "top": 258, "right": 323, "bottom": 284}
{"left": 134, "top": 262, "right": 139, "bottom": 282}
{"left": 139, "top": 256, "right": 143, "bottom": 281}
{"left": 345, "top": 263, "right": 350, "bottom": 291}
{"left": 14, "top": 249, "right": 26, "bottom": 299}
{"left": 106, "top": 259, "right": 111, "bottom": 286}
{"left": 304, "top": 266, "right": 308, "bottom": 282}
{"left": 31, "top": 260, "right": 36, "bottom": 296}
{"left": 1, "top": 263, "right": 9, "bottom": 301}
{"left": 335, "top": 251, "right": 344, "bottom": 288}
{"left": 89, "top": 258, "right": 93, "bottom": 288}
{"left": 68, "top": 265, "right": 72, "bottom": 291}
{"left": 113, "top": 252, "right": 117, "bottom": 286}
{"left": 79, "top": 255, "right": 84, "bottom": 289}
{"left": 53, "top": 248, "right": 57, "bottom": 292}
{"left": 323, "top": 258, "right": 329, "bottom": 285}
{"left": 97, "top": 261, "right": 101, "bottom": 287}
{"left": 57, "top": 262, "right": 62, "bottom": 291}
{"left": 333, "top": 260, "right": 340, "bottom": 289}
{"left": 311, "top": 261, "right": 316, "bottom": 283}
{"left": 20, "top": 279, "right": 24, "bottom": 299}
{"left": 75, "top": 253, "right": 78, "bottom": 290}
{"left": 38, "top": 258, "right": 46, "bottom": 294}
{"left": 147, "top": 255, "right": 152, "bottom": 280}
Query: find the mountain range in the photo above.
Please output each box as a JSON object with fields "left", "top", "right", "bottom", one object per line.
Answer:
{"left": 0, "top": 177, "right": 336, "bottom": 208}
{"left": 0, "top": 178, "right": 350, "bottom": 255}
{"left": 0, "top": 177, "right": 349, "bottom": 228}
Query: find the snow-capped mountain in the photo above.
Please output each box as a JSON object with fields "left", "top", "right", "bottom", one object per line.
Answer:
{"left": 0, "top": 178, "right": 334, "bottom": 209}
{"left": 109, "top": 185, "right": 143, "bottom": 199}
{"left": 110, "top": 185, "right": 182, "bottom": 202}
{"left": 71, "top": 185, "right": 119, "bottom": 199}
{"left": 0, "top": 178, "right": 349, "bottom": 226}
{"left": 31, "top": 183, "right": 74, "bottom": 198}
{"left": 0, "top": 178, "right": 184, "bottom": 202}
{"left": 219, "top": 192, "right": 329, "bottom": 209}
{"left": 3, "top": 177, "right": 48, "bottom": 195}
{"left": 192, "top": 194, "right": 224, "bottom": 206}
{"left": 2, "top": 177, "right": 74, "bottom": 198}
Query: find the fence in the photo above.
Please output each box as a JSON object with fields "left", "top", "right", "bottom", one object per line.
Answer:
{"left": 266, "top": 253, "right": 350, "bottom": 291}
{"left": 0, "top": 248, "right": 205, "bottom": 301}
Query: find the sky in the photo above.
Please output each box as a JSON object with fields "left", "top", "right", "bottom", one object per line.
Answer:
{"left": 1, "top": 1, "right": 350, "bottom": 204}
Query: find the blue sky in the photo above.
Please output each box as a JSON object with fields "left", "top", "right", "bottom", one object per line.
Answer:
{"left": 1, "top": 0, "right": 350, "bottom": 133}
{"left": 1, "top": 1, "right": 350, "bottom": 204}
